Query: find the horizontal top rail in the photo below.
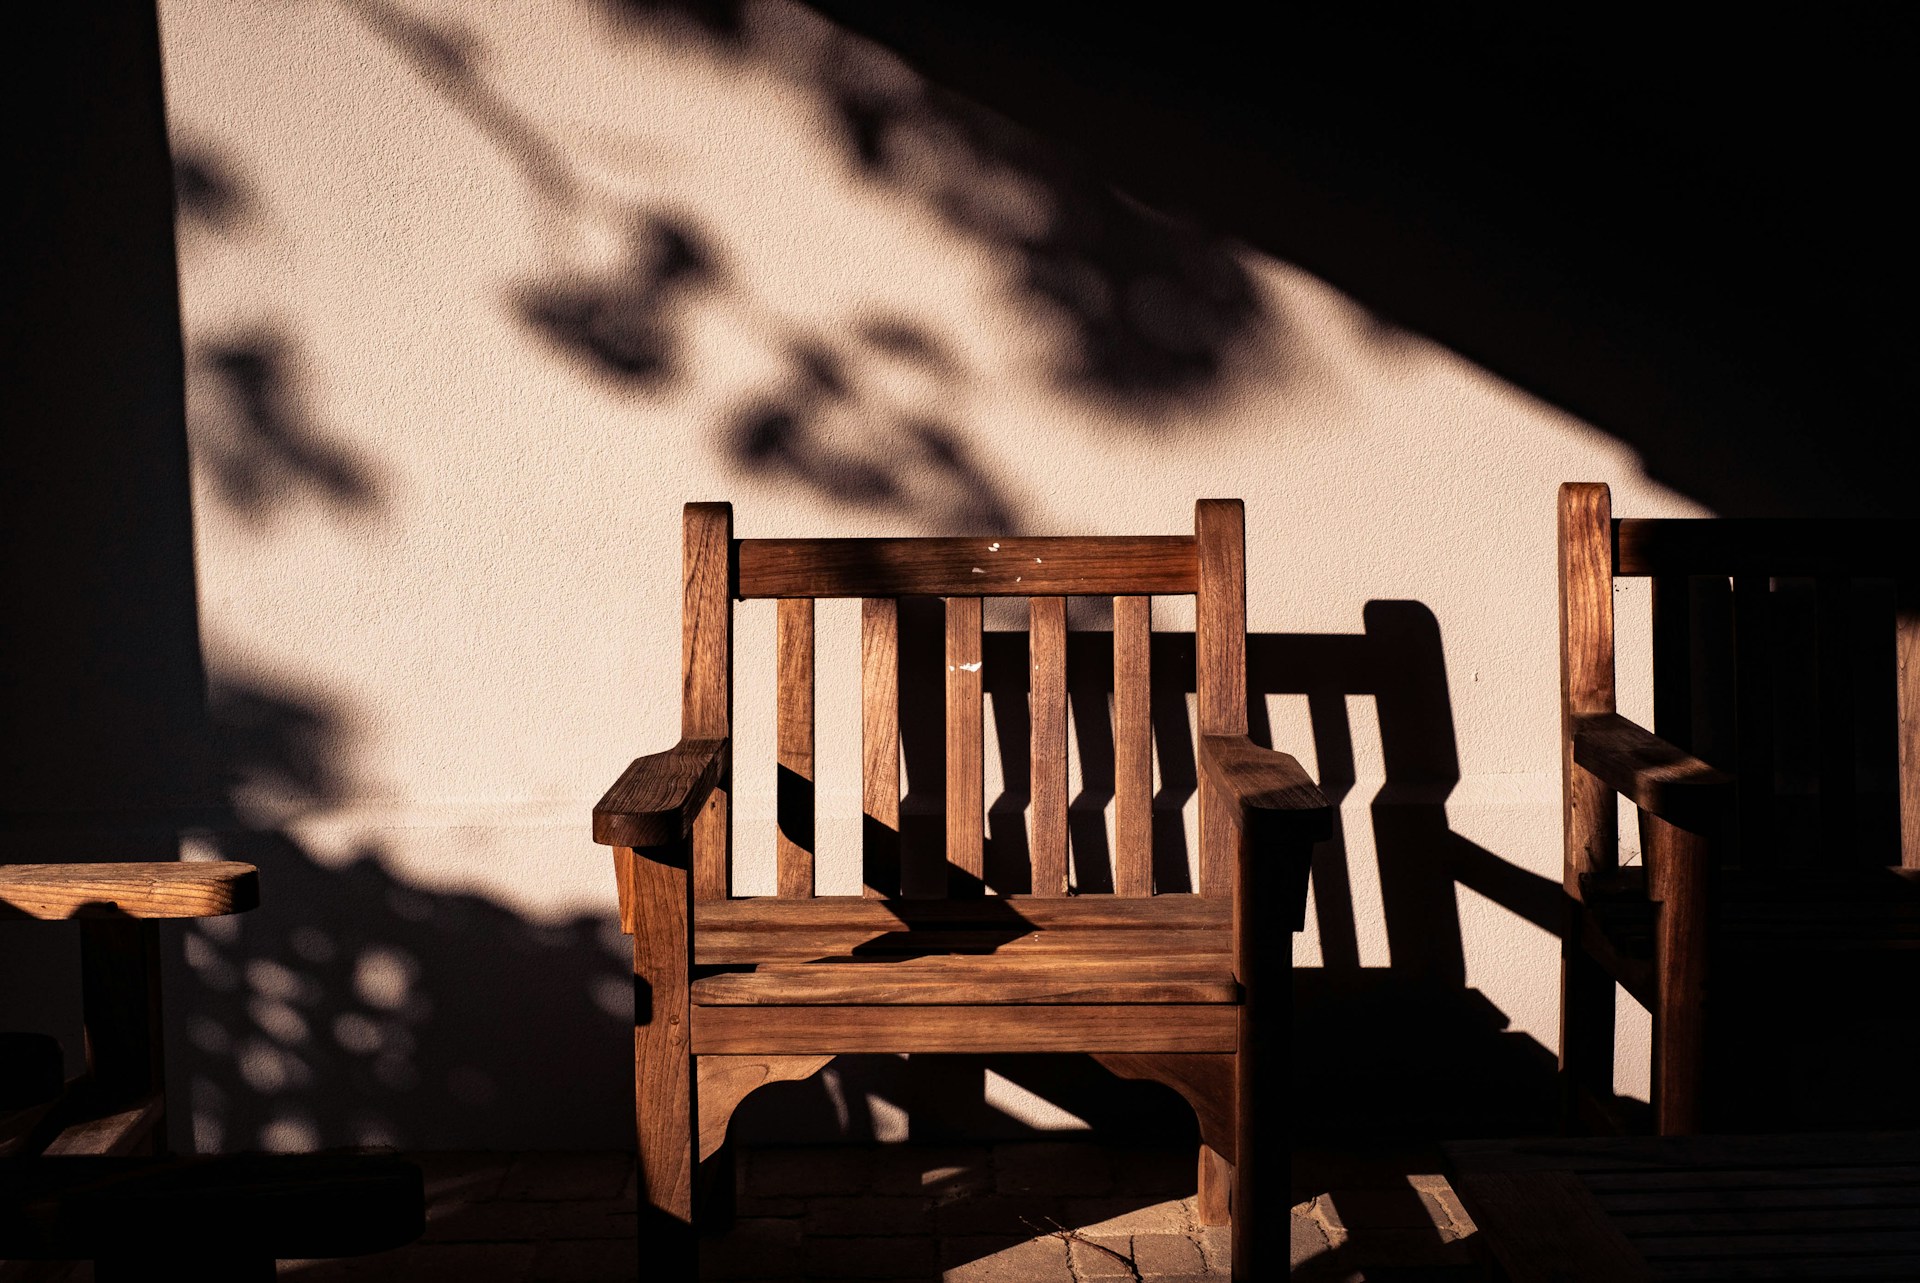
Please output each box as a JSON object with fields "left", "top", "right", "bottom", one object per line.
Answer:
{"left": 1613, "top": 518, "right": 1918, "bottom": 577}
{"left": 736, "top": 536, "right": 1198, "bottom": 598}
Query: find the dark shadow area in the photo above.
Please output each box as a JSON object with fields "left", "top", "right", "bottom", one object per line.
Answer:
{"left": 786, "top": 1, "right": 1913, "bottom": 519}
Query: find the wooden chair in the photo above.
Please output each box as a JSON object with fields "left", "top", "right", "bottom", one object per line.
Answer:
{"left": 592, "top": 499, "right": 1330, "bottom": 1280}
{"left": 1, "top": 864, "right": 423, "bottom": 1279}
{"left": 1557, "top": 482, "right": 1920, "bottom": 1136}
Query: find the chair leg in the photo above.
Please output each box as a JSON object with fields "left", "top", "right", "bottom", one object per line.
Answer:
{"left": 1648, "top": 818, "right": 1710, "bottom": 1135}
{"left": 1558, "top": 902, "right": 1617, "bottom": 1133}
{"left": 1197, "top": 1143, "right": 1231, "bottom": 1226}
{"left": 629, "top": 852, "right": 695, "bottom": 1274}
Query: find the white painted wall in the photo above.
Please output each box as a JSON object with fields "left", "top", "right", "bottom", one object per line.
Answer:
{"left": 157, "top": 0, "right": 1697, "bottom": 1149}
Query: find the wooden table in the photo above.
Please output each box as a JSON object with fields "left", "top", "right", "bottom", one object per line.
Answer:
{"left": 1444, "top": 1132, "right": 1920, "bottom": 1281}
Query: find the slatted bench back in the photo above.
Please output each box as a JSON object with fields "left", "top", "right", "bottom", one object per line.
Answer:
{"left": 680, "top": 501, "right": 1249, "bottom": 902}
{"left": 1570, "top": 489, "right": 1920, "bottom": 869}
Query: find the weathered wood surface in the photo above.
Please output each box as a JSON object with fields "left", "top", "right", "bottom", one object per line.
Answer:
{"left": 692, "top": 957, "right": 1235, "bottom": 1005}
{"left": 776, "top": 597, "right": 815, "bottom": 898}
{"left": 630, "top": 853, "right": 694, "bottom": 1224}
{"left": 1198, "top": 735, "right": 1333, "bottom": 840}
{"left": 1448, "top": 1132, "right": 1920, "bottom": 1282}
{"left": 591, "top": 738, "right": 727, "bottom": 849}
{"left": 1571, "top": 714, "right": 1734, "bottom": 835}
{"left": 1195, "top": 498, "right": 1248, "bottom": 898}
{"left": 1113, "top": 595, "right": 1154, "bottom": 896}
{"left": 0, "top": 863, "right": 258, "bottom": 921}
{"left": 945, "top": 596, "right": 984, "bottom": 890}
{"left": 696, "top": 926, "right": 1231, "bottom": 966}
{"left": 694, "top": 894, "right": 1229, "bottom": 931}
{"left": 1028, "top": 596, "right": 1069, "bottom": 896}
{"left": 683, "top": 502, "right": 733, "bottom": 903}
{"left": 861, "top": 597, "right": 900, "bottom": 897}
{"left": 691, "top": 1004, "right": 1239, "bottom": 1054}
{"left": 737, "top": 536, "right": 1197, "bottom": 597}
{"left": 695, "top": 1055, "right": 833, "bottom": 1160}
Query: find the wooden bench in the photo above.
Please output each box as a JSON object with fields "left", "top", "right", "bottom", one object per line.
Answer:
{"left": 593, "top": 499, "right": 1330, "bottom": 1281}
{"left": 1557, "top": 483, "right": 1920, "bottom": 1135}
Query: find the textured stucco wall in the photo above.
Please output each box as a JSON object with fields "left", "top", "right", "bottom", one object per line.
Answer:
{"left": 156, "top": 0, "right": 1699, "bottom": 1150}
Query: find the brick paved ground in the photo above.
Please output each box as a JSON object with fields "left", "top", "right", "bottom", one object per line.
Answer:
{"left": 264, "top": 1142, "right": 1484, "bottom": 1281}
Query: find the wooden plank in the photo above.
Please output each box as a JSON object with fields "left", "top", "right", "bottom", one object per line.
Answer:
{"left": 737, "top": 536, "right": 1197, "bottom": 598}
{"left": 1817, "top": 574, "right": 1856, "bottom": 862}
{"left": 631, "top": 852, "right": 694, "bottom": 1223}
{"left": 1600, "top": 1186, "right": 1920, "bottom": 1213}
{"left": 1732, "top": 574, "right": 1775, "bottom": 867}
{"left": 1114, "top": 595, "right": 1154, "bottom": 896}
{"left": 1560, "top": 483, "right": 1619, "bottom": 895}
{"left": 693, "top": 893, "right": 1231, "bottom": 931}
{"left": 776, "top": 597, "right": 815, "bottom": 898}
{"left": 1451, "top": 1169, "right": 1648, "bottom": 1283}
{"left": 1902, "top": 579, "right": 1920, "bottom": 870}
{"left": 1613, "top": 518, "right": 1916, "bottom": 577}
{"left": 1572, "top": 713, "right": 1735, "bottom": 835}
{"left": 690, "top": 959, "right": 1237, "bottom": 1005}
{"left": 1195, "top": 499, "right": 1247, "bottom": 899}
{"left": 683, "top": 502, "right": 733, "bottom": 903}
{"left": 592, "top": 738, "right": 727, "bottom": 848}
{"left": 691, "top": 1004, "right": 1239, "bottom": 1054}
{"left": 946, "top": 597, "right": 985, "bottom": 892}
{"left": 1028, "top": 596, "right": 1069, "bottom": 896}
{"left": 1197, "top": 1145, "right": 1232, "bottom": 1226}
{"left": 861, "top": 598, "right": 901, "bottom": 897}
{"left": 696, "top": 927, "right": 1231, "bottom": 965}
{"left": 696, "top": 1055, "right": 833, "bottom": 1161}
{"left": 0, "top": 863, "right": 257, "bottom": 921}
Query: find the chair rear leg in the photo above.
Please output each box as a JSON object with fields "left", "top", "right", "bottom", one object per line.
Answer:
{"left": 1559, "top": 902, "right": 1617, "bottom": 1133}
{"left": 1197, "top": 1143, "right": 1231, "bottom": 1226}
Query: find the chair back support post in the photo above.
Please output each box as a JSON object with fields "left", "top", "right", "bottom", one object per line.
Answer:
{"left": 683, "top": 502, "right": 733, "bottom": 903}
{"left": 1558, "top": 483, "right": 1618, "bottom": 897}
{"left": 1196, "top": 499, "right": 1248, "bottom": 903}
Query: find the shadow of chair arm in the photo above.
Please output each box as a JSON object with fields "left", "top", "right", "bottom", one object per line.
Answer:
{"left": 1199, "top": 734, "right": 1334, "bottom": 843}
{"left": 591, "top": 737, "right": 728, "bottom": 850}
{"left": 1571, "top": 713, "right": 1733, "bottom": 836}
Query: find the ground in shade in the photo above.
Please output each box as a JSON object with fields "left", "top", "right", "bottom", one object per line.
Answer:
{"left": 263, "top": 1142, "right": 1485, "bottom": 1281}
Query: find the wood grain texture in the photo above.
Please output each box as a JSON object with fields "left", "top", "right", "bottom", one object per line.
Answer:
{"left": 1196, "top": 1144, "right": 1232, "bottom": 1226}
{"left": 692, "top": 958, "right": 1236, "bottom": 1005}
{"left": 946, "top": 596, "right": 985, "bottom": 891}
{"left": 1091, "top": 1052, "right": 1236, "bottom": 1161}
{"left": 776, "top": 597, "right": 815, "bottom": 898}
{"left": 1571, "top": 713, "right": 1735, "bottom": 836}
{"left": 861, "top": 598, "right": 900, "bottom": 897}
{"left": 691, "top": 1004, "right": 1238, "bottom": 1054}
{"left": 737, "top": 536, "right": 1196, "bottom": 598}
{"left": 1645, "top": 812, "right": 1709, "bottom": 1136}
{"left": 1028, "top": 596, "right": 1069, "bottom": 897}
{"left": 591, "top": 738, "right": 727, "bottom": 849}
{"left": 1614, "top": 517, "right": 1916, "bottom": 577}
{"left": 696, "top": 926, "right": 1230, "bottom": 966}
{"left": 694, "top": 894, "right": 1230, "bottom": 932}
{"left": 0, "top": 863, "right": 258, "bottom": 920}
{"left": 1195, "top": 499, "right": 1247, "bottom": 899}
{"left": 1732, "top": 574, "right": 1774, "bottom": 867}
{"left": 1901, "top": 579, "right": 1920, "bottom": 870}
{"left": 1114, "top": 595, "right": 1154, "bottom": 896}
{"left": 630, "top": 853, "right": 694, "bottom": 1223}
{"left": 1198, "top": 735, "right": 1333, "bottom": 841}
{"left": 683, "top": 502, "right": 733, "bottom": 902}
{"left": 1560, "top": 483, "right": 1619, "bottom": 898}
{"left": 695, "top": 1055, "right": 833, "bottom": 1160}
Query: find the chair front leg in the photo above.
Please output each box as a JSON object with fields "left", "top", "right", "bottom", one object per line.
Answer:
{"left": 1645, "top": 813, "right": 1711, "bottom": 1135}
{"left": 624, "top": 844, "right": 696, "bottom": 1272}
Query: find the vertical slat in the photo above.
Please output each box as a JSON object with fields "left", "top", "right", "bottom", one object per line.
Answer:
{"left": 776, "top": 597, "right": 815, "bottom": 898}
{"left": 1650, "top": 575, "right": 1693, "bottom": 750}
{"left": 946, "top": 596, "right": 985, "bottom": 892}
{"left": 1816, "top": 574, "right": 1855, "bottom": 862}
{"left": 1028, "top": 596, "right": 1069, "bottom": 896}
{"left": 683, "top": 503, "right": 733, "bottom": 902}
{"left": 1900, "top": 578, "right": 1920, "bottom": 869}
{"left": 1114, "top": 595, "right": 1154, "bottom": 895}
{"left": 1732, "top": 574, "right": 1774, "bottom": 866}
{"left": 861, "top": 598, "right": 901, "bottom": 897}
{"left": 1195, "top": 499, "right": 1247, "bottom": 899}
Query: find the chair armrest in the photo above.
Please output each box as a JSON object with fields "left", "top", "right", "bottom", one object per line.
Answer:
{"left": 592, "top": 737, "right": 728, "bottom": 848}
{"left": 1571, "top": 713, "right": 1734, "bottom": 834}
{"left": 0, "top": 863, "right": 258, "bottom": 921}
{"left": 1198, "top": 734, "right": 1334, "bottom": 842}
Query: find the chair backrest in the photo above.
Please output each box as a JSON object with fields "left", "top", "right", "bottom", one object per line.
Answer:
{"left": 1560, "top": 483, "right": 1920, "bottom": 870}
{"left": 678, "top": 500, "right": 1251, "bottom": 902}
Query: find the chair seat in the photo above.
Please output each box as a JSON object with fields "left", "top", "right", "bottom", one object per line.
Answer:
{"left": 691, "top": 894, "right": 1236, "bottom": 1006}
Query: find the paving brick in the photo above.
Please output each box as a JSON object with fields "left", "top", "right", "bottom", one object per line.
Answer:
{"left": 930, "top": 1193, "right": 1069, "bottom": 1237}
{"left": 804, "top": 1234, "right": 938, "bottom": 1279}
{"left": 698, "top": 1216, "right": 804, "bottom": 1280}
{"left": 1062, "top": 1195, "right": 1193, "bottom": 1236}
{"left": 1291, "top": 1212, "right": 1332, "bottom": 1268}
{"left": 938, "top": 1234, "right": 1073, "bottom": 1281}
{"left": 1318, "top": 1187, "right": 1455, "bottom": 1231}
{"left": 1316, "top": 1226, "right": 1478, "bottom": 1268}
{"left": 1067, "top": 1234, "right": 1141, "bottom": 1278}
{"left": 870, "top": 1144, "right": 993, "bottom": 1196}
{"left": 749, "top": 1146, "right": 874, "bottom": 1197}
{"left": 992, "top": 1141, "right": 1113, "bottom": 1196}
{"left": 1131, "top": 1233, "right": 1206, "bottom": 1276}
{"left": 1195, "top": 1224, "right": 1231, "bottom": 1274}
{"left": 500, "top": 1151, "right": 633, "bottom": 1201}
{"left": 803, "top": 1194, "right": 933, "bottom": 1236}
